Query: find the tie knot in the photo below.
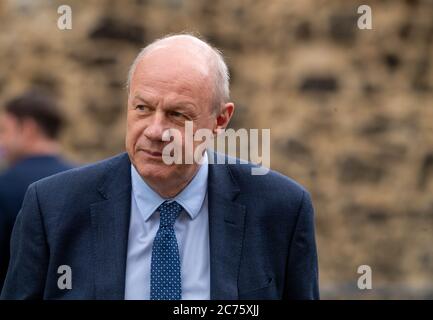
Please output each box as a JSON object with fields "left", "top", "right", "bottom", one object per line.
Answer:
{"left": 158, "top": 201, "right": 183, "bottom": 228}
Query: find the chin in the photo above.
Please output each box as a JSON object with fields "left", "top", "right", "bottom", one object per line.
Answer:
{"left": 134, "top": 161, "right": 175, "bottom": 182}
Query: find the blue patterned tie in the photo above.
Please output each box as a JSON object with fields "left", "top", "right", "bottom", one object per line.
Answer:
{"left": 150, "top": 200, "right": 183, "bottom": 300}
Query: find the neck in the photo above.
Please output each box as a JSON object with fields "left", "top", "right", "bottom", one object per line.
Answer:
{"left": 147, "top": 164, "right": 201, "bottom": 199}
{"left": 151, "top": 179, "right": 192, "bottom": 199}
{"left": 23, "top": 139, "right": 60, "bottom": 158}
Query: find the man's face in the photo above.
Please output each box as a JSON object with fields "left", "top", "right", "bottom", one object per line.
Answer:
{"left": 0, "top": 112, "right": 25, "bottom": 164}
{"left": 125, "top": 47, "right": 217, "bottom": 186}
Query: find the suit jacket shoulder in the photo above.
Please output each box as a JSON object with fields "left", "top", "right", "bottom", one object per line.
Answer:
{"left": 212, "top": 151, "right": 309, "bottom": 212}
{"left": 30, "top": 153, "right": 130, "bottom": 211}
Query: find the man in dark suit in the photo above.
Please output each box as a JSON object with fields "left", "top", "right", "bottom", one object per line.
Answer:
{"left": 0, "top": 91, "right": 73, "bottom": 291}
{"left": 1, "top": 34, "right": 319, "bottom": 300}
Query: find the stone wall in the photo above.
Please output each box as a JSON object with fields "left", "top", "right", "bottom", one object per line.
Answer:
{"left": 0, "top": 0, "right": 432, "bottom": 298}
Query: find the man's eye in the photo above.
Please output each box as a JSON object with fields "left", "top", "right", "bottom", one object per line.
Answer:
{"left": 169, "top": 111, "right": 185, "bottom": 118}
{"left": 135, "top": 105, "right": 151, "bottom": 112}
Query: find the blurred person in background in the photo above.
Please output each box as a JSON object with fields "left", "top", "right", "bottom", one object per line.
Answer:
{"left": 0, "top": 91, "right": 73, "bottom": 290}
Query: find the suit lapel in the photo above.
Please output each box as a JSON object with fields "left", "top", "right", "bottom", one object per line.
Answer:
{"left": 208, "top": 151, "right": 246, "bottom": 300}
{"left": 90, "top": 153, "right": 132, "bottom": 299}
{"left": 89, "top": 151, "right": 246, "bottom": 300}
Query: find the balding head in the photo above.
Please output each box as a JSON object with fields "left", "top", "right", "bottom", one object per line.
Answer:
{"left": 127, "top": 34, "right": 230, "bottom": 113}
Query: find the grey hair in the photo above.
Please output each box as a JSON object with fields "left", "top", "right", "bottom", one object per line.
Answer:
{"left": 126, "top": 33, "right": 230, "bottom": 113}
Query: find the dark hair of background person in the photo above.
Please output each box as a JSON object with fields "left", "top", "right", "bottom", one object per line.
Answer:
{"left": 4, "top": 91, "right": 65, "bottom": 139}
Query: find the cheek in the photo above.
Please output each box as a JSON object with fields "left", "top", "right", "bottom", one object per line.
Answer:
{"left": 126, "top": 117, "right": 145, "bottom": 145}
{"left": 193, "top": 118, "right": 216, "bottom": 137}
{"left": 3, "top": 126, "right": 17, "bottom": 145}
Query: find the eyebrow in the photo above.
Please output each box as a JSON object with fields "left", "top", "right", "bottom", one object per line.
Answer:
{"left": 134, "top": 94, "right": 195, "bottom": 109}
{"left": 167, "top": 102, "right": 195, "bottom": 110}
{"left": 132, "top": 94, "right": 154, "bottom": 105}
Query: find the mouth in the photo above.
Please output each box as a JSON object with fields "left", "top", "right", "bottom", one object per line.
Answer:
{"left": 139, "top": 149, "right": 163, "bottom": 158}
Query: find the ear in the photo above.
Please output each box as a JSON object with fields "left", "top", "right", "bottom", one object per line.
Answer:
{"left": 214, "top": 102, "right": 235, "bottom": 134}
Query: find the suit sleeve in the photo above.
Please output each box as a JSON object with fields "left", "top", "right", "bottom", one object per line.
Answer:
{"left": 0, "top": 183, "right": 49, "bottom": 299}
{"left": 283, "top": 190, "right": 320, "bottom": 299}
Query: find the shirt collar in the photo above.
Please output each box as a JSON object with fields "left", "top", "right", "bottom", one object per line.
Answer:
{"left": 131, "top": 152, "right": 209, "bottom": 222}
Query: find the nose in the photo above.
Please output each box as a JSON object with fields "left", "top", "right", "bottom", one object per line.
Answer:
{"left": 143, "top": 111, "right": 169, "bottom": 142}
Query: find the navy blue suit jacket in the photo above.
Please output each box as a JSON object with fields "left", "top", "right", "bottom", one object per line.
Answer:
{"left": 1, "top": 152, "right": 319, "bottom": 299}
{"left": 0, "top": 155, "right": 73, "bottom": 291}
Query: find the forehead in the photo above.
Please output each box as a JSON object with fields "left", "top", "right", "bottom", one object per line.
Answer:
{"left": 130, "top": 47, "right": 214, "bottom": 103}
